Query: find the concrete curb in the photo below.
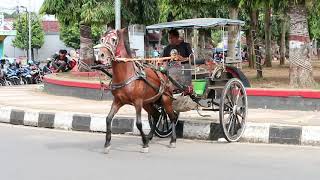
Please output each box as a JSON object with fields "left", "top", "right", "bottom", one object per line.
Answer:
{"left": 1, "top": 106, "right": 320, "bottom": 146}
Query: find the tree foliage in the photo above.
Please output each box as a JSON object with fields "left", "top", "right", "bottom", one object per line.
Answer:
{"left": 40, "top": 0, "right": 114, "bottom": 26}
{"left": 60, "top": 23, "right": 104, "bottom": 49}
{"left": 122, "top": 0, "right": 159, "bottom": 26}
{"left": 12, "top": 13, "right": 45, "bottom": 50}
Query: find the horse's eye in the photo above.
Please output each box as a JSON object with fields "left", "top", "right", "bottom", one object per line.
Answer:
{"left": 100, "top": 38, "right": 105, "bottom": 43}
{"left": 112, "top": 38, "right": 116, "bottom": 44}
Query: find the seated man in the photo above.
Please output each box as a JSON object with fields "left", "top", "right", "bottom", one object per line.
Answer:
{"left": 161, "top": 29, "right": 193, "bottom": 94}
{"left": 52, "top": 49, "right": 69, "bottom": 73}
{"left": 162, "top": 29, "right": 192, "bottom": 63}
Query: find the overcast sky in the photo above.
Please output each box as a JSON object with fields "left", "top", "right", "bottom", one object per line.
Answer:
{"left": 0, "top": 0, "right": 44, "bottom": 12}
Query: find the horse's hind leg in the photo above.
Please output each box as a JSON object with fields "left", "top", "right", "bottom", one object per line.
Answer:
{"left": 104, "top": 100, "right": 122, "bottom": 154}
{"left": 161, "top": 95, "right": 178, "bottom": 148}
{"left": 135, "top": 100, "right": 149, "bottom": 153}
{"left": 144, "top": 104, "right": 160, "bottom": 141}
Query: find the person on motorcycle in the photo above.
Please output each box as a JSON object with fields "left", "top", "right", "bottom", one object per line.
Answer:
{"left": 52, "top": 49, "right": 70, "bottom": 73}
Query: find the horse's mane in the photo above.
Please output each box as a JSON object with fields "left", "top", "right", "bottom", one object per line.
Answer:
{"left": 121, "top": 28, "right": 132, "bottom": 57}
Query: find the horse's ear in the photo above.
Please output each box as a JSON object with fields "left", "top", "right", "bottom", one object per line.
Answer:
{"left": 123, "top": 27, "right": 128, "bottom": 34}
{"left": 116, "top": 29, "right": 121, "bottom": 37}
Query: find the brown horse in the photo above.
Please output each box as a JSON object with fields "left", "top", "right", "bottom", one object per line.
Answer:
{"left": 96, "top": 28, "right": 178, "bottom": 153}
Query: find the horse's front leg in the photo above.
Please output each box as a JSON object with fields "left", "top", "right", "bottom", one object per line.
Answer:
{"left": 135, "top": 100, "right": 149, "bottom": 153}
{"left": 104, "top": 99, "right": 122, "bottom": 154}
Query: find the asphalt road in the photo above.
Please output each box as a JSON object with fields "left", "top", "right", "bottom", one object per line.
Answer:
{"left": 1, "top": 123, "right": 320, "bottom": 180}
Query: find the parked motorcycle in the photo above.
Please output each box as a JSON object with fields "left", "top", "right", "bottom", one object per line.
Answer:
{"left": 17, "top": 66, "right": 32, "bottom": 85}
{"left": 5, "top": 66, "right": 20, "bottom": 85}
{"left": 30, "top": 62, "right": 43, "bottom": 84}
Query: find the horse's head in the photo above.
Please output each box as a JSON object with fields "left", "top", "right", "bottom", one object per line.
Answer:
{"left": 95, "top": 29, "right": 119, "bottom": 65}
{"left": 95, "top": 28, "right": 131, "bottom": 64}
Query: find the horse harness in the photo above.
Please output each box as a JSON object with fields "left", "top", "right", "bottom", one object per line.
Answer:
{"left": 109, "top": 61, "right": 172, "bottom": 102}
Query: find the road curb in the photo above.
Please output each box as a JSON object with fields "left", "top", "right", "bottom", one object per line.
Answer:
{"left": 1, "top": 106, "right": 320, "bottom": 146}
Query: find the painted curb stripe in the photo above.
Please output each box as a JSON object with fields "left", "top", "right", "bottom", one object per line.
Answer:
{"left": 301, "top": 126, "right": 320, "bottom": 146}
{"left": 269, "top": 125, "right": 302, "bottom": 145}
{"left": 0, "top": 107, "right": 12, "bottom": 123}
{"left": 23, "top": 110, "right": 39, "bottom": 127}
{"left": 182, "top": 121, "right": 211, "bottom": 139}
{"left": 247, "top": 88, "right": 320, "bottom": 99}
{"left": 176, "top": 120, "right": 184, "bottom": 138}
{"left": 209, "top": 123, "right": 224, "bottom": 140}
{"left": 10, "top": 109, "right": 25, "bottom": 125}
{"left": 112, "top": 117, "right": 134, "bottom": 134}
{"left": 2, "top": 108, "right": 320, "bottom": 146}
{"left": 72, "top": 115, "right": 91, "bottom": 131}
{"left": 38, "top": 113, "right": 55, "bottom": 128}
{"left": 43, "top": 76, "right": 102, "bottom": 89}
{"left": 241, "top": 123, "right": 270, "bottom": 143}
{"left": 90, "top": 115, "right": 107, "bottom": 132}
{"left": 54, "top": 112, "right": 73, "bottom": 130}
{"left": 70, "top": 71, "right": 99, "bottom": 77}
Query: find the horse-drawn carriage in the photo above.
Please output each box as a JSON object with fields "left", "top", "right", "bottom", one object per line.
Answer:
{"left": 144, "top": 18, "right": 249, "bottom": 142}
{"left": 93, "top": 18, "right": 249, "bottom": 153}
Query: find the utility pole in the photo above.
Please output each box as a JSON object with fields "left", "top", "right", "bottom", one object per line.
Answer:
{"left": 28, "top": 0, "right": 32, "bottom": 61}
{"left": 115, "top": 0, "right": 121, "bottom": 30}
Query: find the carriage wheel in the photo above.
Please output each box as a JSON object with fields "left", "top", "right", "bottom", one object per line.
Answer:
{"left": 148, "top": 106, "right": 179, "bottom": 138}
{"left": 219, "top": 78, "right": 248, "bottom": 142}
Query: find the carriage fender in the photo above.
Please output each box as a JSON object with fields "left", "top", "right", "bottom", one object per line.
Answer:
{"left": 225, "top": 66, "right": 251, "bottom": 87}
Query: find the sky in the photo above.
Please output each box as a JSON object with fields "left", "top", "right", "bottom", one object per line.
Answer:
{"left": 0, "top": 0, "right": 44, "bottom": 12}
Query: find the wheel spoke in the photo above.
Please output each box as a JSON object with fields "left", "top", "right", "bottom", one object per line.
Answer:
{"left": 165, "top": 117, "right": 169, "bottom": 131}
{"left": 234, "top": 89, "right": 242, "bottom": 106}
{"left": 235, "top": 115, "right": 242, "bottom": 128}
{"left": 227, "top": 114, "right": 234, "bottom": 132}
{"left": 224, "top": 110, "right": 232, "bottom": 115}
{"left": 224, "top": 103, "right": 232, "bottom": 110}
{"left": 226, "top": 94, "right": 234, "bottom": 106}
{"left": 236, "top": 112, "right": 244, "bottom": 119}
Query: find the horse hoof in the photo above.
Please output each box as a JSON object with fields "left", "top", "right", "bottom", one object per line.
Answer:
{"left": 141, "top": 147, "right": 149, "bottom": 153}
{"left": 169, "top": 143, "right": 176, "bottom": 148}
{"left": 104, "top": 146, "right": 111, "bottom": 154}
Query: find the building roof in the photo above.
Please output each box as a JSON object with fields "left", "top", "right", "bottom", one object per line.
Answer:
{"left": 41, "top": 20, "right": 60, "bottom": 33}
{"left": 3, "top": 18, "right": 60, "bottom": 34}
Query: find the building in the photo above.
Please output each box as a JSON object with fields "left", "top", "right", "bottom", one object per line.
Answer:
{"left": 0, "top": 14, "right": 16, "bottom": 58}
{"left": 2, "top": 16, "right": 71, "bottom": 61}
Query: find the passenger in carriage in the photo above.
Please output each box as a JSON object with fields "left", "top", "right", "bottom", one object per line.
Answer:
{"left": 161, "top": 29, "right": 193, "bottom": 95}
{"left": 162, "top": 29, "right": 192, "bottom": 63}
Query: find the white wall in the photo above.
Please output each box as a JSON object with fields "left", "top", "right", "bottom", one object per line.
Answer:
{"left": 3, "top": 33, "right": 72, "bottom": 61}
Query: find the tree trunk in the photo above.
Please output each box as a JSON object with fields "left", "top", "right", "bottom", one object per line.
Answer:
{"left": 79, "top": 24, "right": 94, "bottom": 71}
{"left": 264, "top": 3, "right": 272, "bottom": 67}
{"left": 228, "top": 7, "right": 239, "bottom": 62}
{"left": 288, "top": 4, "right": 316, "bottom": 88}
{"left": 279, "top": 14, "right": 287, "bottom": 66}
{"left": 248, "top": 9, "right": 259, "bottom": 69}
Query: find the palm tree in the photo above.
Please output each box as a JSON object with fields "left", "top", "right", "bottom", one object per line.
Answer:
{"left": 41, "top": 0, "right": 114, "bottom": 70}
{"left": 224, "top": 0, "right": 242, "bottom": 62}
{"left": 264, "top": 0, "right": 273, "bottom": 67}
{"left": 272, "top": 0, "right": 289, "bottom": 66}
{"left": 240, "top": 0, "right": 261, "bottom": 70}
{"left": 287, "top": 0, "right": 317, "bottom": 88}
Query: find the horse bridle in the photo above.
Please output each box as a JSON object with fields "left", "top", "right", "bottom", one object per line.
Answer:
{"left": 99, "top": 30, "right": 120, "bottom": 62}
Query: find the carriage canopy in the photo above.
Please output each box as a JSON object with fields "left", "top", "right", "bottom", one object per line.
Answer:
{"left": 146, "top": 18, "right": 245, "bottom": 30}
